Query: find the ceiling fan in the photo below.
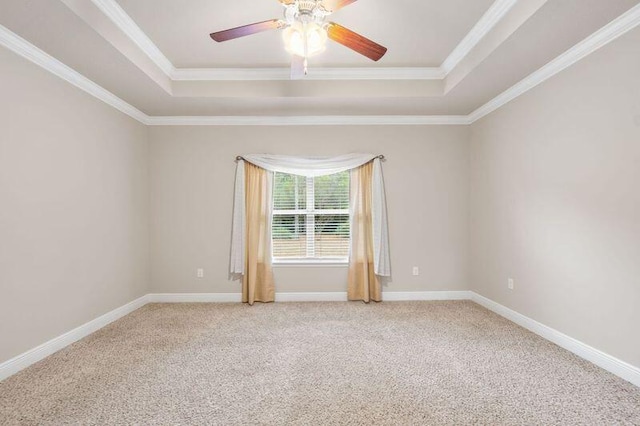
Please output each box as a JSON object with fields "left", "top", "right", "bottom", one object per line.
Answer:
{"left": 210, "top": 0, "right": 387, "bottom": 79}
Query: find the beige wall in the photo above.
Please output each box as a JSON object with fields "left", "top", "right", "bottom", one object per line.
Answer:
{"left": 148, "top": 125, "right": 470, "bottom": 294}
{"left": 4, "top": 18, "right": 639, "bottom": 376}
{"left": 0, "top": 47, "right": 149, "bottom": 363}
{"left": 470, "top": 28, "right": 640, "bottom": 367}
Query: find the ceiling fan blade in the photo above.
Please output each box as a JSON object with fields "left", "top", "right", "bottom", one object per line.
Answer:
{"left": 210, "top": 19, "right": 283, "bottom": 42}
{"left": 322, "top": 0, "right": 358, "bottom": 12}
{"left": 291, "top": 55, "right": 306, "bottom": 80}
{"left": 326, "top": 22, "right": 387, "bottom": 61}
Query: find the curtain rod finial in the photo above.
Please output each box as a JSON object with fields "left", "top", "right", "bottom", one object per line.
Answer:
{"left": 236, "top": 156, "right": 244, "bottom": 162}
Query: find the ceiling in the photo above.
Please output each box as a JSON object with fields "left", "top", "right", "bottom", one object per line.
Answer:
{"left": 1, "top": 0, "right": 639, "bottom": 121}
{"left": 116, "top": 0, "right": 494, "bottom": 68}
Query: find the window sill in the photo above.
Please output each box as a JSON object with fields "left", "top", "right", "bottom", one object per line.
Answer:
{"left": 273, "top": 259, "right": 349, "bottom": 268}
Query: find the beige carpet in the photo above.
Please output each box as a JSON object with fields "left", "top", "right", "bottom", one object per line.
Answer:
{"left": 1, "top": 301, "right": 639, "bottom": 425}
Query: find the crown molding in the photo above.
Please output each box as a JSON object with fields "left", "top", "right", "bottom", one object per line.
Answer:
{"left": 441, "top": 0, "right": 519, "bottom": 74}
{"left": 90, "top": 0, "right": 175, "bottom": 77}
{"left": 172, "top": 67, "right": 446, "bottom": 81}
{"left": 144, "top": 115, "right": 471, "bottom": 126}
{"left": 87, "top": 0, "right": 510, "bottom": 82}
{"left": 468, "top": 3, "right": 640, "bottom": 123}
{"left": 3, "top": 3, "right": 638, "bottom": 127}
{"left": 0, "top": 23, "right": 148, "bottom": 124}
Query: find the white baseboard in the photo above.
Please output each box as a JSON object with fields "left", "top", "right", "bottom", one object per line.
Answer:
{"left": 277, "top": 292, "right": 347, "bottom": 302}
{"left": 147, "top": 292, "right": 346, "bottom": 303}
{"left": 147, "top": 293, "right": 242, "bottom": 303}
{"left": 0, "top": 295, "right": 148, "bottom": 382}
{"left": 470, "top": 292, "right": 640, "bottom": 388}
{"left": 0, "top": 290, "right": 465, "bottom": 381}
{"left": 147, "top": 291, "right": 472, "bottom": 303}
{"left": 3, "top": 290, "right": 637, "bottom": 389}
{"left": 383, "top": 290, "right": 472, "bottom": 301}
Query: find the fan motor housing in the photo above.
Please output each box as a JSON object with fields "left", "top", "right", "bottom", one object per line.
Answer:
{"left": 284, "top": 0, "right": 326, "bottom": 25}
{"left": 298, "top": 1, "right": 318, "bottom": 12}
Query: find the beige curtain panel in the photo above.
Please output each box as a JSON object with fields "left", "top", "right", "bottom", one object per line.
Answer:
{"left": 348, "top": 161, "right": 382, "bottom": 303}
{"left": 242, "top": 162, "right": 275, "bottom": 305}
{"left": 231, "top": 154, "right": 390, "bottom": 277}
{"left": 230, "top": 154, "right": 390, "bottom": 304}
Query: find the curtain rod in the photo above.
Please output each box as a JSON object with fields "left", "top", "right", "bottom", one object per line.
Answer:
{"left": 235, "top": 155, "right": 385, "bottom": 161}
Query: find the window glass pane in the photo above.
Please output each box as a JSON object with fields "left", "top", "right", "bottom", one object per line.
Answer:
{"left": 272, "top": 171, "right": 350, "bottom": 261}
{"left": 314, "top": 171, "right": 349, "bottom": 210}
{"left": 273, "top": 173, "right": 306, "bottom": 210}
{"left": 314, "top": 214, "right": 350, "bottom": 257}
{"left": 272, "top": 214, "right": 307, "bottom": 258}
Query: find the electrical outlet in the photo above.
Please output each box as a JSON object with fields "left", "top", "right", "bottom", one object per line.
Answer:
{"left": 412, "top": 267, "right": 419, "bottom": 276}
{"left": 197, "top": 268, "right": 204, "bottom": 278}
{"left": 508, "top": 278, "right": 514, "bottom": 290}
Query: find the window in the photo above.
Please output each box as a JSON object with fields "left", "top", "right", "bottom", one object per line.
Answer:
{"left": 272, "top": 171, "right": 350, "bottom": 262}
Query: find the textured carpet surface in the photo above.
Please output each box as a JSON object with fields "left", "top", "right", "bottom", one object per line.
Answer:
{"left": 1, "top": 301, "right": 639, "bottom": 425}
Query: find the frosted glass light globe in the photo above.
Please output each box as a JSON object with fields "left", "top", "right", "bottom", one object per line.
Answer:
{"left": 283, "top": 22, "right": 327, "bottom": 57}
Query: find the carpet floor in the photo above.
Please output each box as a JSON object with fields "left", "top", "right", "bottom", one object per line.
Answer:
{"left": 1, "top": 301, "right": 639, "bottom": 425}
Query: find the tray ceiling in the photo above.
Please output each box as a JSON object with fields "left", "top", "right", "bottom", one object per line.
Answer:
{"left": 0, "top": 0, "right": 639, "bottom": 121}
{"left": 116, "top": 0, "right": 495, "bottom": 68}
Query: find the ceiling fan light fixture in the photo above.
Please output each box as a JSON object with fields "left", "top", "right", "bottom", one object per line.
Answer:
{"left": 282, "top": 22, "right": 327, "bottom": 57}
{"left": 210, "top": 0, "right": 387, "bottom": 79}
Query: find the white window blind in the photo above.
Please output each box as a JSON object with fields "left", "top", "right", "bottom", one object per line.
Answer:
{"left": 272, "top": 171, "right": 350, "bottom": 262}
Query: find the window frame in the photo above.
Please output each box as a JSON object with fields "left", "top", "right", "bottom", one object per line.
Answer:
{"left": 272, "top": 172, "right": 350, "bottom": 265}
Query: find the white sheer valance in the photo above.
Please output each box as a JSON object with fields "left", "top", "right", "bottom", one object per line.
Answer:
{"left": 230, "top": 154, "right": 391, "bottom": 277}
{"left": 241, "top": 153, "right": 379, "bottom": 177}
